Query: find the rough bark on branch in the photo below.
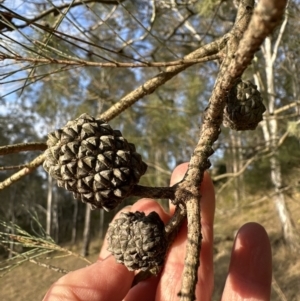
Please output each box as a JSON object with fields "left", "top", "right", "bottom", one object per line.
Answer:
{"left": 177, "top": 0, "right": 288, "bottom": 299}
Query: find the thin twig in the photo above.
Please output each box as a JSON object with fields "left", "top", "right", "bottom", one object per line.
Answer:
{"left": 214, "top": 119, "right": 299, "bottom": 182}
{"left": 0, "top": 153, "right": 45, "bottom": 190}
{"left": 0, "top": 244, "right": 69, "bottom": 275}
{"left": 0, "top": 164, "right": 29, "bottom": 171}
{"left": 0, "top": 1, "right": 123, "bottom": 31}
{"left": 89, "top": 5, "right": 117, "bottom": 31}
{"left": 0, "top": 53, "right": 219, "bottom": 69}
{"left": 1, "top": 231, "right": 92, "bottom": 266}
{"left": 0, "top": 142, "right": 47, "bottom": 156}
{"left": 28, "top": 258, "right": 69, "bottom": 274}
{"left": 272, "top": 275, "right": 289, "bottom": 301}
{"left": 144, "top": 161, "right": 172, "bottom": 176}
{"left": 274, "top": 100, "right": 300, "bottom": 115}
{"left": 221, "top": 185, "right": 294, "bottom": 214}
{"left": 118, "top": 0, "right": 178, "bottom": 57}
{"left": 100, "top": 39, "right": 225, "bottom": 121}
{"left": 170, "top": 0, "right": 202, "bottom": 41}
{"left": 131, "top": 185, "right": 176, "bottom": 200}
{"left": 118, "top": 0, "right": 155, "bottom": 51}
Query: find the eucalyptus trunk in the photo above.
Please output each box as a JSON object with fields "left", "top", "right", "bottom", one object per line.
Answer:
{"left": 230, "top": 131, "right": 241, "bottom": 207}
{"left": 260, "top": 35, "right": 299, "bottom": 250}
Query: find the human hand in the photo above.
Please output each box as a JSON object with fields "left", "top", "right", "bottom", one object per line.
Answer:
{"left": 43, "top": 163, "right": 272, "bottom": 301}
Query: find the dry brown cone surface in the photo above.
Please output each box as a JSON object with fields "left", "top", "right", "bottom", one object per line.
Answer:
{"left": 223, "top": 79, "right": 266, "bottom": 131}
{"left": 43, "top": 113, "right": 147, "bottom": 211}
{"left": 107, "top": 211, "right": 167, "bottom": 274}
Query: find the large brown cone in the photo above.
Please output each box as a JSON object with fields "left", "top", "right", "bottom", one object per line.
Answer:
{"left": 43, "top": 113, "right": 147, "bottom": 211}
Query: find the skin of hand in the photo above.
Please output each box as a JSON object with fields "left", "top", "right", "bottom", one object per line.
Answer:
{"left": 43, "top": 163, "right": 272, "bottom": 301}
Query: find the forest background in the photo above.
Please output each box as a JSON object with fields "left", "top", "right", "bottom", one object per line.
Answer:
{"left": 0, "top": 0, "right": 299, "bottom": 300}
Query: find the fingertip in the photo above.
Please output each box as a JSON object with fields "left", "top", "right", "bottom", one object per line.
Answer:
{"left": 222, "top": 222, "right": 272, "bottom": 301}
{"left": 230, "top": 222, "right": 272, "bottom": 284}
{"left": 170, "top": 162, "right": 189, "bottom": 186}
{"left": 43, "top": 256, "right": 134, "bottom": 301}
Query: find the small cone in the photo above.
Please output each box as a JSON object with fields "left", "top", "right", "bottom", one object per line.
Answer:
{"left": 223, "top": 79, "right": 266, "bottom": 131}
{"left": 107, "top": 211, "right": 167, "bottom": 272}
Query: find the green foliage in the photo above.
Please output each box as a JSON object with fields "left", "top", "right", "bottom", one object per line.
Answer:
{"left": 0, "top": 212, "right": 91, "bottom": 275}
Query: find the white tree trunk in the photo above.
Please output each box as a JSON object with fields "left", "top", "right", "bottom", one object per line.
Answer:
{"left": 259, "top": 35, "right": 299, "bottom": 250}
{"left": 230, "top": 131, "right": 244, "bottom": 207}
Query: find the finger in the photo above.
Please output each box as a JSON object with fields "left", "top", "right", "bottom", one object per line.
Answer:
{"left": 221, "top": 222, "right": 272, "bottom": 301}
{"left": 43, "top": 255, "right": 134, "bottom": 301}
{"left": 124, "top": 273, "right": 161, "bottom": 301}
{"left": 99, "top": 199, "right": 170, "bottom": 260}
{"left": 156, "top": 163, "right": 215, "bottom": 301}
